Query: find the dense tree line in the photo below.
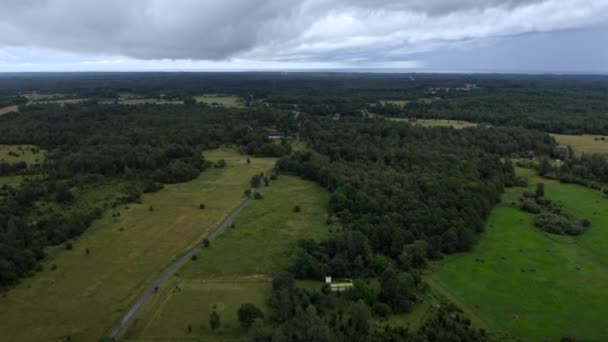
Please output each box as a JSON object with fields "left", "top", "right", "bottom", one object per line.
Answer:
{"left": 0, "top": 103, "right": 296, "bottom": 288}
{"left": 1, "top": 73, "right": 607, "bottom": 135}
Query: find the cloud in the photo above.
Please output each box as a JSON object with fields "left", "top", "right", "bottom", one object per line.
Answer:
{"left": 0, "top": 0, "right": 607, "bottom": 68}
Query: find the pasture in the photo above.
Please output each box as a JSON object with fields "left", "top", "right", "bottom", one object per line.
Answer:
{"left": 0, "top": 105, "right": 18, "bottom": 115}
{"left": 101, "top": 98, "right": 184, "bottom": 105}
{"left": 427, "top": 175, "right": 608, "bottom": 341}
{"left": 385, "top": 117, "right": 478, "bottom": 129}
{"left": 379, "top": 100, "right": 410, "bottom": 107}
{"left": 551, "top": 133, "right": 608, "bottom": 155}
{"left": 194, "top": 94, "right": 244, "bottom": 108}
{"left": 0, "top": 144, "right": 45, "bottom": 165}
{"left": 123, "top": 175, "right": 331, "bottom": 341}
{"left": 0, "top": 149, "right": 276, "bottom": 342}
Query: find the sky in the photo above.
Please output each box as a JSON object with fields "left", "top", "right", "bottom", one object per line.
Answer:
{"left": 0, "top": 0, "right": 607, "bottom": 73}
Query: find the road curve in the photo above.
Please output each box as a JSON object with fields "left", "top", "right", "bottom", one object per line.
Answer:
{"left": 108, "top": 183, "right": 265, "bottom": 339}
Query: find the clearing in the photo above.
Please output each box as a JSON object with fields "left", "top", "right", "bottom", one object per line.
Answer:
{"left": 0, "top": 148, "right": 275, "bottom": 342}
{"left": 194, "top": 95, "right": 244, "bottom": 108}
{"left": 122, "top": 175, "right": 330, "bottom": 341}
{"left": 550, "top": 133, "right": 608, "bottom": 155}
{"left": 0, "top": 105, "right": 18, "bottom": 115}
{"left": 385, "top": 117, "right": 478, "bottom": 129}
{"left": 0, "top": 144, "right": 45, "bottom": 165}
{"left": 427, "top": 169, "right": 608, "bottom": 341}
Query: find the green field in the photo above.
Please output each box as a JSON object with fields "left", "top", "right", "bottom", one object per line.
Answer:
{"left": 194, "top": 95, "right": 244, "bottom": 108}
{"left": 0, "top": 144, "right": 45, "bottom": 165}
{"left": 379, "top": 100, "right": 410, "bottom": 107}
{"left": 427, "top": 174, "right": 608, "bottom": 341}
{"left": 384, "top": 117, "right": 478, "bottom": 129}
{"left": 123, "top": 175, "right": 331, "bottom": 341}
{"left": 100, "top": 98, "right": 184, "bottom": 105}
{"left": 551, "top": 133, "right": 608, "bottom": 155}
{"left": 0, "top": 149, "right": 275, "bottom": 342}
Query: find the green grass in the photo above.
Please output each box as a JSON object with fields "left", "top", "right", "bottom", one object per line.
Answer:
{"left": 427, "top": 176, "right": 608, "bottom": 341}
{"left": 383, "top": 117, "right": 478, "bottom": 129}
{"left": 100, "top": 98, "right": 184, "bottom": 105}
{"left": 379, "top": 100, "right": 410, "bottom": 107}
{"left": 551, "top": 133, "right": 608, "bottom": 155}
{"left": 0, "top": 148, "right": 276, "bottom": 342}
{"left": 124, "top": 175, "right": 331, "bottom": 341}
{"left": 0, "top": 144, "right": 45, "bottom": 165}
{"left": 194, "top": 95, "right": 244, "bottom": 108}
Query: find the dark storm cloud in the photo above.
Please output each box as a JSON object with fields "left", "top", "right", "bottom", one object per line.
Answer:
{"left": 0, "top": 0, "right": 607, "bottom": 65}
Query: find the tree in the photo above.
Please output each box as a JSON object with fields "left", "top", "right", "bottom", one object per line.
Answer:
{"left": 254, "top": 192, "right": 263, "bottom": 200}
{"left": 237, "top": 303, "right": 265, "bottom": 329}
{"left": 247, "top": 157, "right": 251, "bottom": 164}
{"left": 55, "top": 183, "right": 74, "bottom": 203}
{"left": 244, "top": 189, "right": 252, "bottom": 197}
{"left": 263, "top": 177, "right": 269, "bottom": 186}
{"left": 535, "top": 183, "right": 545, "bottom": 198}
{"left": 199, "top": 203, "right": 206, "bottom": 209}
{"left": 250, "top": 175, "right": 262, "bottom": 188}
{"left": 209, "top": 310, "right": 221, "bottom": 332}
{"left": 538, "top": 158, "right": 552, "bottom": 176}
{"left": 203, "top": 238, "right": 210, "bottom": 247}
{"left": 293, "top": 205, "right": 301, "bottom": 213}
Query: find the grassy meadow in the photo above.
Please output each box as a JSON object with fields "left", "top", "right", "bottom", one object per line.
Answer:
{"left": 123, "top": 175, "right": 331, "bottom": 341}
{"left": 0, "top": 148, "right": 275, "bottom": 342}
{"left": 427, "top": 170, "right": 608, "bottom": 341}
{"left": 551, "top": 133, "right": 608, "bottom": 155}
{"left": 194, "top": 95, "right": 244, "bottom": 108}
{"left": 385, "top": 117, "right": 478, "bottom": 129}
{"left": 0, "top": 144, "right": 45, "bottom": 165}
{"left": 100, "top": 98, "right": 184, "bottom": 105}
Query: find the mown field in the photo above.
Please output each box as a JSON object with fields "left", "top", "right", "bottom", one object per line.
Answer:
{"left": 123, "top": 175, "right": 330, "bottom": 341}
{"left": 0, "top": 149, "right": 275, "bottom": 342}
{"left": 100, "top": 98, "right": 184, "bottom": 105}
{"left": 551, "top": 133, "right": 608, "bottom": 155}
{"left": 427, "top": 170, "right": 608, "bottom": 341}
{"left": 194, "top": 95, "right": 244, "bottom": 108}
{"left": 385, "top": 117, "right": 478, "bottom": 129}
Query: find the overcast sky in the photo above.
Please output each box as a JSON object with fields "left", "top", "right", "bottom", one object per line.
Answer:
{"left": 0, "top": 0, "right": 607, "bottom": 73}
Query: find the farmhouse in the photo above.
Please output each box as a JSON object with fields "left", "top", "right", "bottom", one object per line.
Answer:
{"left": 268, "top": 133, "right": 285, "bottom": 140}
{"left": 325, "top": 276, "right": 353, "bottom": 292}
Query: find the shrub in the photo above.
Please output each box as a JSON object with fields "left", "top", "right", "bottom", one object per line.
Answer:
{"left": 520, "top": 199, "right": 541, "bottom": 214}
{"left": 65, "top": 242, "right": 73, "bottom": 250}
{"left": 237, "top": 303, "right": 265, "bottom": 329}
{"left": 199, "top": 203, "right": 205, "bottom": 209}
{"left": 293, "top": 205, "right": 301, "bottom": 213}
{"left": 203, "top": 238, "right": 210, "bottom": 247}
{"left": 254, "top": 192, "right": 263, "bottom": 200}
{"left": 191, "top": 254, "right": 198, "bottom": 261}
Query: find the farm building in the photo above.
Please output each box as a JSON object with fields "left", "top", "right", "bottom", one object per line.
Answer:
{"left": 325, "top": 276, "right": 353, "bottom": 292}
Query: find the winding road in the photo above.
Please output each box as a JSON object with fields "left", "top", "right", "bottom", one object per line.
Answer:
{"left": 108, "top": 183, "right": 265, "bottom": 339}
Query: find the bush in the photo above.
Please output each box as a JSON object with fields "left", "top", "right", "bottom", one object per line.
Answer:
{"left": 372, "top": 302, "right": 392, "bottom": 318}
{"left": 199, "top": 203, "right": 205, "bottom": 209}
{"left": 191, "top": 254, "right": 198, "bottom": 261}
{"left": 203, "top": 238, "right": 210, "bottom": 247}
{"left": 237, "top": 303, "right": 265, "bottom": 329}
{"left": 520, "top": 199, "right": 541, "bottom": 214}
{"left": 65, "top": 242, "right": 73, "bottom": 250}
{"left": 254, "top": 192, "right": 263, "bottom": 200}
{"left": 214, "top": 159, "right": 227, "bottom": 168}
{"left": 293, "top": 205, "right": 301, "bottom": 213}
